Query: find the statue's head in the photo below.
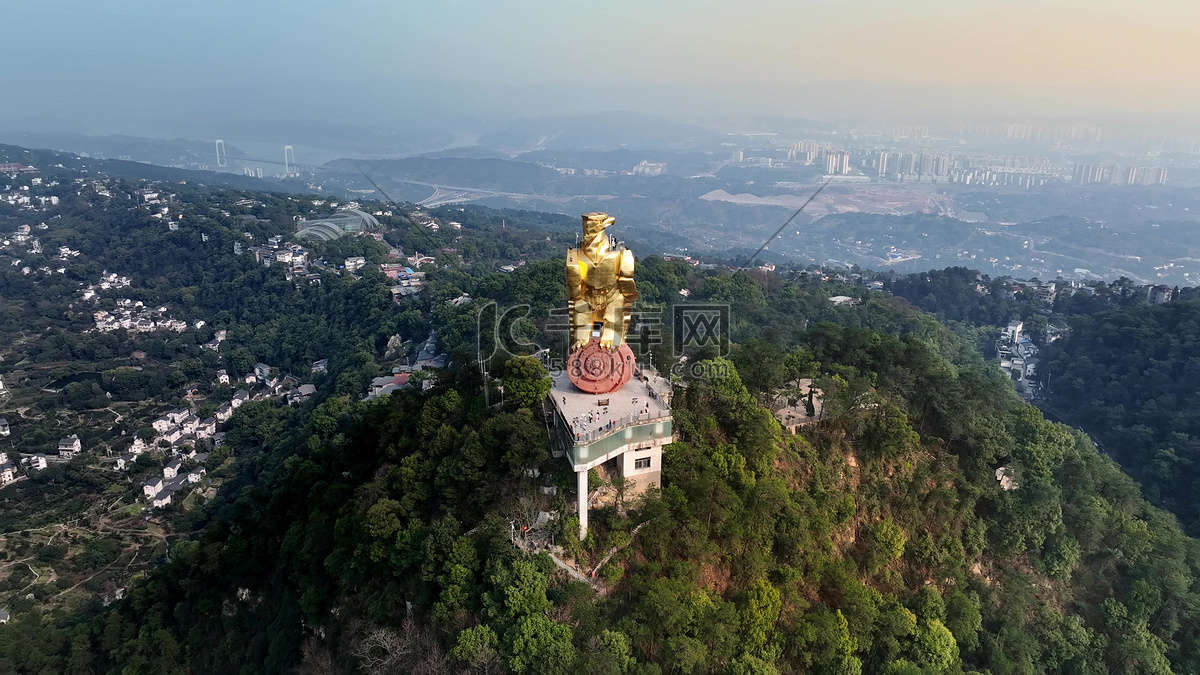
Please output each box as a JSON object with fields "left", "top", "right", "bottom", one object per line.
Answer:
{"left": 582, "top": 212, "right": 615, "bottom": 237}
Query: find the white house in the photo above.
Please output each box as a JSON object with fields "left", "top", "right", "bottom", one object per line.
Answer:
{"left": 216, "top": 369, "right": 230, "bottom": 385}
{"left": 143, "top": 476, "right": 164, "bottom": 498}
{"left": 231, "top": 390, "right": 250, "bottom": 408}
{"left": 186, "top": 467, "right": 206, "bottom": 483}
{"left": 116, "top": 454, "right": 136, "bottom": 471}
{"left": 25, "top": 454, "right": 47, "bottom": 471}
{"left": 0, "top": 463, "right": 16, "bottom": 485}
{"left": 0, "top": 417, "right": 9, "bottom": 436}
{"left": 130, "top": 437, "right": 147, "bottom": 455}
{"left": 215, "top": 403, "right": 233, "bottom": 422}
{"left": 151, "top": 417, "right": 172, "bottom": 433}
{"left": 58, "top": 435, "right": 81, "bottom": 457}
{"left": 181, "top": 415, "right": 200, "bottom": 434}
{"left": 163, "top": 458, "right": 181, "bottom": 480}
{"left": 196, "top": 418, "right": 216, "bottom": 439}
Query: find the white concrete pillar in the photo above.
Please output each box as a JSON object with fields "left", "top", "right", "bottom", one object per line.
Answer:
{"left": 577, "top": 468, "right": 589, "bottom": 540}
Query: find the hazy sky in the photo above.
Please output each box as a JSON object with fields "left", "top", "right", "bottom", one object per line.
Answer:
{"left": 4, "top": 0, "right": 1200, "bottom": 131}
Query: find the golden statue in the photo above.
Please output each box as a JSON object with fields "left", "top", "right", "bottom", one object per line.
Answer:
{"left": 567, "top": 213, "right": 638, "bottom": 351}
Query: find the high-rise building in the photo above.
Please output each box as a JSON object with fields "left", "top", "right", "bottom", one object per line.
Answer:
{"left": 1073, "top": 163, "right": 1104, "bottom": 185}
{"left": 918, "top": 153, "right": 935, "bottom": 175}
{"left": 731, "top": 150, "right": 744, "bottom": 163}
{"left": 877, "top": 151, "right": 890, "bottom": 176}
{"left": 1143, "top": 167, "right": 1168, "bottom": 185}
{"left": 825, "top": 150, "right": 850, "bottom": 175}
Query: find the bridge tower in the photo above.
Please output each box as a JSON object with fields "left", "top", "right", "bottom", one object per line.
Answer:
{"left": 214, "top": 140, "right": 227, "bottom": 168}
{"left": 284, "top": 145, "right": 295, "bottom": 174}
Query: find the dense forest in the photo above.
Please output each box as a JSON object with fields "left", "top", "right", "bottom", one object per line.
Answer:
{"left": 2, "top": 166, "right": 1199, "bottom": 673}
{"left": 1045, "top": 301, "right": 1200, "bottom": 537}
{"left": 4, "top": 263, "right": 1199, "bottom": 672}
{"left": 888, "top": 267, "right": 1200, "bottom": 543}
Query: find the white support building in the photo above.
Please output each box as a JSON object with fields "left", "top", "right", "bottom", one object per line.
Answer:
{"left": 548, "top": 368, "right": 675, "bottom": 539}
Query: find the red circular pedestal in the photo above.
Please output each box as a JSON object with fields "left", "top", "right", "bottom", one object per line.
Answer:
{"left": 566, "top": 339, "right": 635, "bottom": 394}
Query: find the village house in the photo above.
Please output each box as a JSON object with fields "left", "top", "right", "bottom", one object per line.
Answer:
{"left": 151, "top": 417, "right": 172, "bottom": 433}
{"left": 0, "top": 462, "right": 16, "bottom": 485}
{"left": 163, "top": 458, "right": 181, "bottom": 480}
{"left": 24, "top": 454, "right": 47, "bottom": 471}
{"left": 231, "top": 390, "right": 250, "bottom": 408}
{"left": 181, "top": 415, "right": 200, "bottom": 434}
{"left": 186, "top": 466, "right": 206, "bottom": 483}
{"left": 215, "top": 402, "right": 234, "bottom": 422}
{"left": 0, "top": 417, "right": 9, "bottom": 436}
{"left": 287, "top": 383, "right": 317, "bottom": 405}
{"left": 161, "top": 426, "right": 184, "bottom": 444}
{"left": 311, "top": 359, "right": 328, "bottom": 374}
{"left": 152, "top": 488, "right": 175, "bottom": 509}
{"left": 216, "top": 369, "right": 230, "bottom": 384}
{"left": 116, "top": 454, "right": 136, "bottom": 471}
{"left": 367, "top": 373, "right": 410, "bottom": 399}
{"left": 143, "top": 476, "right": 164, "bottom": 498}
{"left": 196, "top": 418, "right": 216, "bottom": 438}
{"left": 254, "top": 363, "right": 273, "bottom": 385}
{"left": 57, "top": 435, "right": 81, "bottom": 458}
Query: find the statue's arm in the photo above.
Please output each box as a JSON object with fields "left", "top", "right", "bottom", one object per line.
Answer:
{"left": 618, "top": 249, "right": 638, "bottom": 303}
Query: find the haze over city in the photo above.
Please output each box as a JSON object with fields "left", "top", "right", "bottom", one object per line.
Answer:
{"left": 5, "top": 0, "right": 1200, "bottom": 135}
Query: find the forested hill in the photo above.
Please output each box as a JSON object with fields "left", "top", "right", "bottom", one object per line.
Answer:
{"left": 2, "top": 256, "right": 1198, "bottom": 672}
{"left": 886, "top": 266, "right": 1200, "bottom": 541}
{"left": 1045, "top": 300, "right": 1200, "bottom": 535}
{"left": 0, "top": 161, "right": 1197, "bottom": 672}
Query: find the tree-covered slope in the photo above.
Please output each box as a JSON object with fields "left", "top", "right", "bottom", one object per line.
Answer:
{"left": 2, "top": 285, "right": 1197, "bottom": 674}
{"left": 1046, "top": 300, "right": 1200, "bottom": 536}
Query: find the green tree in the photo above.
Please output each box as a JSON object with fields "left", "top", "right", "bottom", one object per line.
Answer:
{"left": 910, "top": 619, "right": 959, "bottom": 671}
{"left": 502, "top": 356, "right": 551, "bottom": 409}
{"left": 740, "top": 579, "right": 783, "bottom": 660}
{"left": 451, "top": 625, "right": 500, "bottom": 669}
{"left": 506, "top": 615, "right": 576, "bottom": 674}
{"left": 869, "top": 519, "right": 906, "bottom": 569}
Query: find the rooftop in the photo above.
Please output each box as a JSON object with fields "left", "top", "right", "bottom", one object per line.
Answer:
{"left": 295, "top": 209, "right": 380, "bottom": 241}
{"left": 550, "top": 367, "right": 673, "bottom": 445}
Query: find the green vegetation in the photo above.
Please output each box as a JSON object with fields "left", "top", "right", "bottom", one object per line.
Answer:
{"left": 2, "top": 259, "right": 1197, "bottom": 673}
{"left": 1045, "top": 300, "right": 1200, "bottom": 536}
{"left": 1, "top": 164, "right": 1199, "bottom": 674}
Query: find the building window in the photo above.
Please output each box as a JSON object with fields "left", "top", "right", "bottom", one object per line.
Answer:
{"left": 634, "top": 457, "right": 651, "bottom": 470}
